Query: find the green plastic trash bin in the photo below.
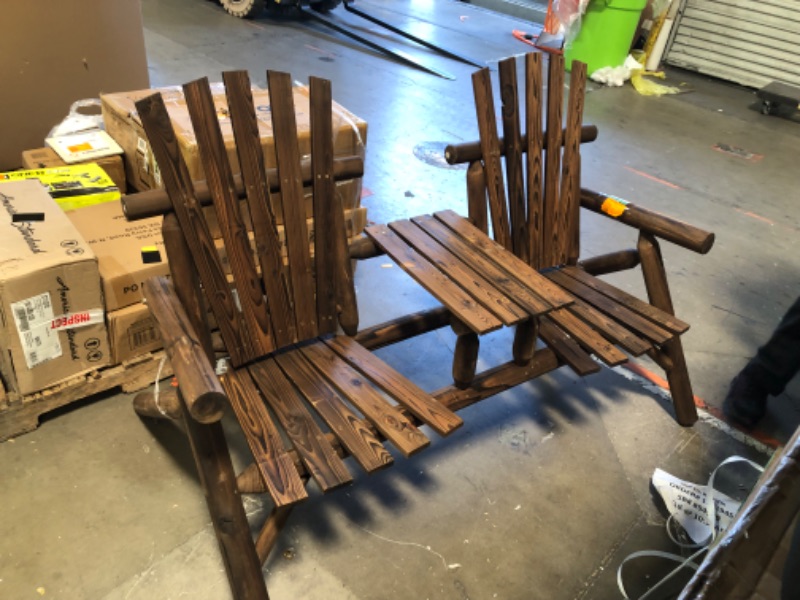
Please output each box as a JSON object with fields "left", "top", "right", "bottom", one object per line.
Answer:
{"left": 564, "top": 0, "right": 647, "bottom": 75}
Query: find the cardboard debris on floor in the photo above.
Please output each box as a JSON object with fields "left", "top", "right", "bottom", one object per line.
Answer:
{"left": 0, "top": 180, "right": 110, "bottom": 396}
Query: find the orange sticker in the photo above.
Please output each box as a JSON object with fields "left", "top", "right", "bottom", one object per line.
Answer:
{"left": 66, "top": 142, "right": 93, "bottom": 153}
{"left": 600, "top": 197, "right": 628, "bottom": 218}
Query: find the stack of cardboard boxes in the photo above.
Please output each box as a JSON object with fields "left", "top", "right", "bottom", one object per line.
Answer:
{"left": 0, "top": 82, "right": 367, "bottom": 398}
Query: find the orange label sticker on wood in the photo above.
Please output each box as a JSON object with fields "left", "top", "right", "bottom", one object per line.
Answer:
{"left": 600, "top": 196, "right": 628, "bottom": 218}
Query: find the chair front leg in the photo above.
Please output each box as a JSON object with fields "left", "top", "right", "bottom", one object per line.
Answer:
{"left": 637, "top": 232, "right": 698, "bottom": 427}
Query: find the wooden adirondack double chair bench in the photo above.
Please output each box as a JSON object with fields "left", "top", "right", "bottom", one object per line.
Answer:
{"left": 122, "top": 52, "right": 714, "bottom": 599}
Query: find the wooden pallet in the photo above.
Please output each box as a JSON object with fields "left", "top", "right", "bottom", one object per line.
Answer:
{"left": 0, "top": 351, "right": 173, "bottom": 442}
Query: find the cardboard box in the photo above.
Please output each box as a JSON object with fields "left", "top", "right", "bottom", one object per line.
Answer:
{"left": 0, "top": 164, "right": 120, "bottom": 211}
{"left": 0, "top": 180, "right": 110, "bottom": 396}
{"left": 21, "top": 147, "right": 127, "bottom": 193}
{"left": 108, "top": 302, "right": 162, "bottom": 364}
{"left": 67, "top": 200, "right": 169, "bottom": 312}
{"left": 101, "top": 84, "right": 367, "bottom": 212}
{"left": 0, "top": 0, "right": 149, "bottom": 171}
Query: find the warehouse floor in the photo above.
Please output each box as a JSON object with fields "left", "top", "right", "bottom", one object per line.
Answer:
{"left": 2, "top": 0, "right": 799, "bottom": 598}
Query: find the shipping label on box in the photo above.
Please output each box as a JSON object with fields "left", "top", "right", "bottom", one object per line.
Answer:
{"left": 67, "top": 200, "right": 169, "bottom": 312}
{"left": 108, "top": 302, "right": 162, "bottom": 364}
{"left": 0, "top": 180, "right": 110, "bottom": 395}
{"left": 0, "top": 163, "right": 120, "bottom": 211}
{"left": 21, "top": 147, "right": 127, "bottom": 193}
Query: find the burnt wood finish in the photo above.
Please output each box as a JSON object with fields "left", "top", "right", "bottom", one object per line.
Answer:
{"left": 267, "top": 70, "right": 318, "bottom": 340}
{"left": 324, "top": 335, "right": 463, "bottom": 436}
{"left": 538, "top": 319, "right": 600, "bottom": 376}
{"left": 512, "top": 318, "right": 538, "bottom": 366}
{"left": 637, "top": 232, "right": 698, "bottom": 426}
{"left": 411, "top": 215, "right": 552, "bottom": 315}
{"left": 353, "top": 306, "right": 452, "bottom": 351}
{"left": 365, "top": 223, "right": 503, "bottom": 334}
{"left": 566, "top": 299, "right": 652, "bottom": 357}
{"left": 274, "top": 349, "right": 393, "bottom": 473}
{"left": 443, "top": 125, "right": 598, "bottom": 165}
{"left": 467, "top": 161, "right": 488, "bottom": 234}
{"left": 142, "top": 277, "right": 225, "bottom": 423}
{"left": 546, "top": 307, "right": 628, "bottom": 366}
{"left": 525, "top": 52, "right": 545, "bottom": 269}
{"left": 136, "top": 92, "right": 250, "bottom": 365}
{"left": 544, "top": 269, "right": 673, "bottom": 344}
{"left": 578, "top": 249, "right": 641, "bottom": 276}
{"left": 559, "top": 61, "right": 587, "bottom": 266}
{"left": 389, "top": 219, "right": 528, "bottom": 325}
{"left": 543, "top": 54, "right": 565, "bottom": 267}
{"left": 433, "top": 210, "right": 574, "bottom": 307}
{"left": 161, "top": 213, "right": 214, "bottom": 361}
{"left": 184, "top": 78, "right": 275, "bottom": 360}
{"left": 560, "top": 266, "right": 689, "bottom": 334}
{"left": 499, "top": 56, "right": 528, "bottom": 263}
{"left": 472, "top": 67, "right": 512, "bottom": 251}
{"left": 299, "top": 341, "right": 430, "bottom": 457}
{"left": 179, "top": 398, "right": 270, "bottom": 600}
{"left": 221, "top": 367, "right": 309, "bottom": 506}
{"left": 121, "top": 156, "right": 364, "bottom": 221}
{"left": 580, "top": 189, "right": 715, "bottom": 255}
{"left": 310, "top": 76, "right": 359, "bottom": 336}
{"left": 249, "top": 357, "right": 354, "bottom": 492}
{"left": 223, "top": 70, "right": 297, "bottom": 348}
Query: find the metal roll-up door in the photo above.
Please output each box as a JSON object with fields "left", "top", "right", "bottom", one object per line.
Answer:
{"left": 666, "top": 0, "right": 800, "bottom": 89}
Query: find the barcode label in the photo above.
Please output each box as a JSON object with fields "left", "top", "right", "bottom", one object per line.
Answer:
{"left": 129, "top": 323, "right": 161, "bottom": 350}
{"left": 10, "top": 292, "right": 62, "bottom": 368}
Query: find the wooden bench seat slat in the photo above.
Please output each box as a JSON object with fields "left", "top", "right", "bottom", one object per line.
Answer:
{"left": 223, "top": 70, "right": 297, "bottom": 348}
{"left": 411, "top": 214, "right": 552, "bottom": 315}
{"left": 388, "top": 219, "right": 528, "bottom": 326}
{"left": 274, "top": 349, "right": 393, "bottom": 474}
{"left": 561, "top": 265, "right": 689, "bottom": 334}
{"left": 267, "top": 70, "right": 318, "bottom": 340}
{"left": 433, "top": 210, "right": 574, "bottom": 307}
{"left": 567, "top": 300, "right": 652, "bottom": 357}
{"left": 324, "top": 335, "right": 464, "bottom": 437}
{"left": 221, "top": 368, "right": 308, "bottom": 507}
{"left": 299, "top": 341, "right": 430, "bottom": 458}
{"left": 544, "top": 269, "right": 673, "bottom": 344}
{"left": 249, "top": 358, "right": 353, "bottom": 492}
{"left": 547, "top": 308, "right": 628, "bottom": 366}
{"left": 538, "top": 319, "right": 601, "bottom": 376}
{"left": 365, "top": 223, "right": 503, "bottom": 334}
{"left": 183, "top": 79, "right": 275, "bottom": 360}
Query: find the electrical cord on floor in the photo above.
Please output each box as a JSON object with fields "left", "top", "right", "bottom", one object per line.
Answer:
{"left": 617, "top": 456, "right": 765, "bottom": 599}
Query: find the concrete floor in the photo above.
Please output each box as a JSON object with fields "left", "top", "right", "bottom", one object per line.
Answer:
{"left": 2, "top": 0, "right": 799, "bottom": 598}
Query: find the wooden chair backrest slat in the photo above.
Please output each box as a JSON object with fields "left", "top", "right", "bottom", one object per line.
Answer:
{"left": 223, "top": 70, "right": 297, "bottom": 348}
{"left": 266, "top": 70, "right": 319, "bottom": 341}
{"left": 136, "top": 92, "right": 251, "bottom": 365}
{"left": 184, "top": 77, "right": 275, "bottom": 358}
{"left": 466, "top": 53, "right": 589, "bottom": 271}
{"left": 135, "top": 70, "right": 359, "bottom": 367}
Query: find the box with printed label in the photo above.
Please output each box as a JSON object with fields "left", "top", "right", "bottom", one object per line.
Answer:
{"left": 0, "top": 180, "right": 110, "bottom": 396}
{"left": 67, "top": 200, "right": 169, "bottom": 312}
{"left": 100, "top": 83, "right": 367, "bottom": 218}
{"left": 108, "top": 302, "right": 163, "bottom": 364}
{"left": 21, "top": 147, "right": 127, "bottom": 193}
{"left": 0, "top": 163, "right": 120, "bottom": 211}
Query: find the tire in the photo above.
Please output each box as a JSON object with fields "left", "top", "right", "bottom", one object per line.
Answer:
{"left": 310, "top": 0, "right": 342, "bottom": 13}
{"left": 221, "top": 0, "right": 265, "bottom": 18}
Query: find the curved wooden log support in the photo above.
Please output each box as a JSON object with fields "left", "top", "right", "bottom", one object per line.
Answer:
{"left": 354, "top": 306, "right": 451, "bottom": 351}
{"left": 581, "top": 189, "right": 715, "bottom": 255}
{"left": 451, "top": 317, "right": 480, "bottom": 389}
{"left": 122, "top": 156, "right": 364, "bottom": 221}
{"left": 512, "top": 318, "right": 538, "bottom": 366}
{"left": 578, "top": 249, "right": 640, "bottom": 276}
{"left": 444, "top": 124, "right": 599, "bottom": 165}
{"left": 132, "top": 388, "right": 182, "bottom": 422}
{"left": 637, "top": 232, "right": 698, "bottom": 426}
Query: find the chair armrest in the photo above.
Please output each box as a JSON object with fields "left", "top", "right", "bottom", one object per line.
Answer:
{"left": 143, "top": 277, "right": 226, "bottom": 424}
{"left": 580, "top": 188, "right": 715, "bottom": 254}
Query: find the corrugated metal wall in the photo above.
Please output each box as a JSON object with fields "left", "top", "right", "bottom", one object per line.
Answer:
{"left": 666, "top": 0, "right": 800, "bottom": 89}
